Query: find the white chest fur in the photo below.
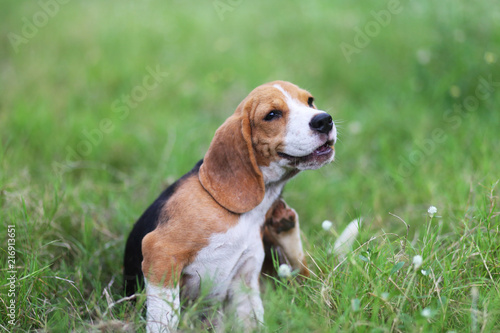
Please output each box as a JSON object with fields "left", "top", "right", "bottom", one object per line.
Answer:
{"left": 181, "top": 183, "right": 283, "bottom": 302}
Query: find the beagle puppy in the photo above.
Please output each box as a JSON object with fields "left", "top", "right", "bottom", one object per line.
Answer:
{"left": 123, "top": 81, "right": 337, "bottom": 332}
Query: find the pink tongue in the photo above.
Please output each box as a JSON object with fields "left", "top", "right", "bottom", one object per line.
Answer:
{"left": 314, "top": 144, "right": 332, "bottom": 155}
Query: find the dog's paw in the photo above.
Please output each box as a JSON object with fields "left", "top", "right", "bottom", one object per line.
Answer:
{"left": 266, "top": 199, "right": 297, "bottom": 234}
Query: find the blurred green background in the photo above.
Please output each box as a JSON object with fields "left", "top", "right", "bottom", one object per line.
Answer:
{"left": 1, "top": 0, "right": 499, "bottom": 331}
{"left": 2, "top": 0, "right": 499, "bottom": 227}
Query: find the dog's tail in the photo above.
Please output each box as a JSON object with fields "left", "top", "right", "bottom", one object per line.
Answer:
{"left": 123, "top": 229, "right": 146, "bottom": 297}
{"left": 332, "top": 218, "right": 362, "bottom": 259}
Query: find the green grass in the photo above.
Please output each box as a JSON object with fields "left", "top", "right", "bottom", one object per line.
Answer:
{"left": 1, "top": 0, "right": 499, "bottom": 331}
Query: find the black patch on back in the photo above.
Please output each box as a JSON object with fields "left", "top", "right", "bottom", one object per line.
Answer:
{"left": 123, "top": 160, "right": 203, "bottom": 296}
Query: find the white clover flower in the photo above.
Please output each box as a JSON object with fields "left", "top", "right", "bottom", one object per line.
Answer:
{"left": 421, "top": 307, "right": 432, "bottom": 318}
{"left": 428, "top": 206, "right": 437, "bottom": 217}
{"left": 278, "top": 264, "right": 292, "bottom": 279}
{"left": 413, "top": 255, "right": 423, "bottom": 269}
{"left": 322, "top": 220, "right": 333, "bottom": 231}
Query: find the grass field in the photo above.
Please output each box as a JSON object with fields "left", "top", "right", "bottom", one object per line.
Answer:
{"left": 1, "top": 0, "right": 499, "bottom": 331}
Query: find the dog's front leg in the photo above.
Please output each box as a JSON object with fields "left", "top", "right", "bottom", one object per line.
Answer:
{"left": 145, "top": 280, "right": 180, "bottom": 333}
{"left": 142, "top": 230, "right": 184, "bottom": 333}
{"left": 227, "top": 256, "right": 265, "bottom": 332}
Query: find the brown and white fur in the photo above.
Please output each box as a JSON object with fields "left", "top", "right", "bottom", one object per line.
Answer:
{"left": 123, "top": 81, "right": 337, "bottom": 332}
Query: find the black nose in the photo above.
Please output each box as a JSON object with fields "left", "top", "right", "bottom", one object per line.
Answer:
{"left": 309, "top": 113, "right": 333, "bottom": 134}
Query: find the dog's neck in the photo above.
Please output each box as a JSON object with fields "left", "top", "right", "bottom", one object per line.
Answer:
{"left": 252, "top": 165, "right": 299, "bottom": 219}
{"left": 261, "top": 161, "right": 300, "bottom": 185}
{"left": 242, "top": 180, "right": 285, "bottom": 227}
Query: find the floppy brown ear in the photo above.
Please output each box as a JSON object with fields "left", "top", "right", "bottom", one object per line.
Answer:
{"left": 199, "top": 111, "right": 265, "bottom": 214}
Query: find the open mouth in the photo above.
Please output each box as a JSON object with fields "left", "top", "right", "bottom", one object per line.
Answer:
{"left": 314, "top": 140, "right": 334, "bottom": 156}
{"left": 278, "top": 140, "right": 334, "bottom": 162}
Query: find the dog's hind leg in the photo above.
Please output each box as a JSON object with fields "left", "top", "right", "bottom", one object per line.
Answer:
{"left": 262, "top": 198, "right": 309, "bottom": 278}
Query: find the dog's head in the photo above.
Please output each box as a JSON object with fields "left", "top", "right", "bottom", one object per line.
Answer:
{"left": 200, "top": 81, "right": 337, "bottom": 213}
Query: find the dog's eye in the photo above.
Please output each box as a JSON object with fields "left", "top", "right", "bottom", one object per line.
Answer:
{"left": 307, "top": 97, "right": 314, "bottom": 107}
{"left": 264, "top": 110, "right": 282, "bottom": 121}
